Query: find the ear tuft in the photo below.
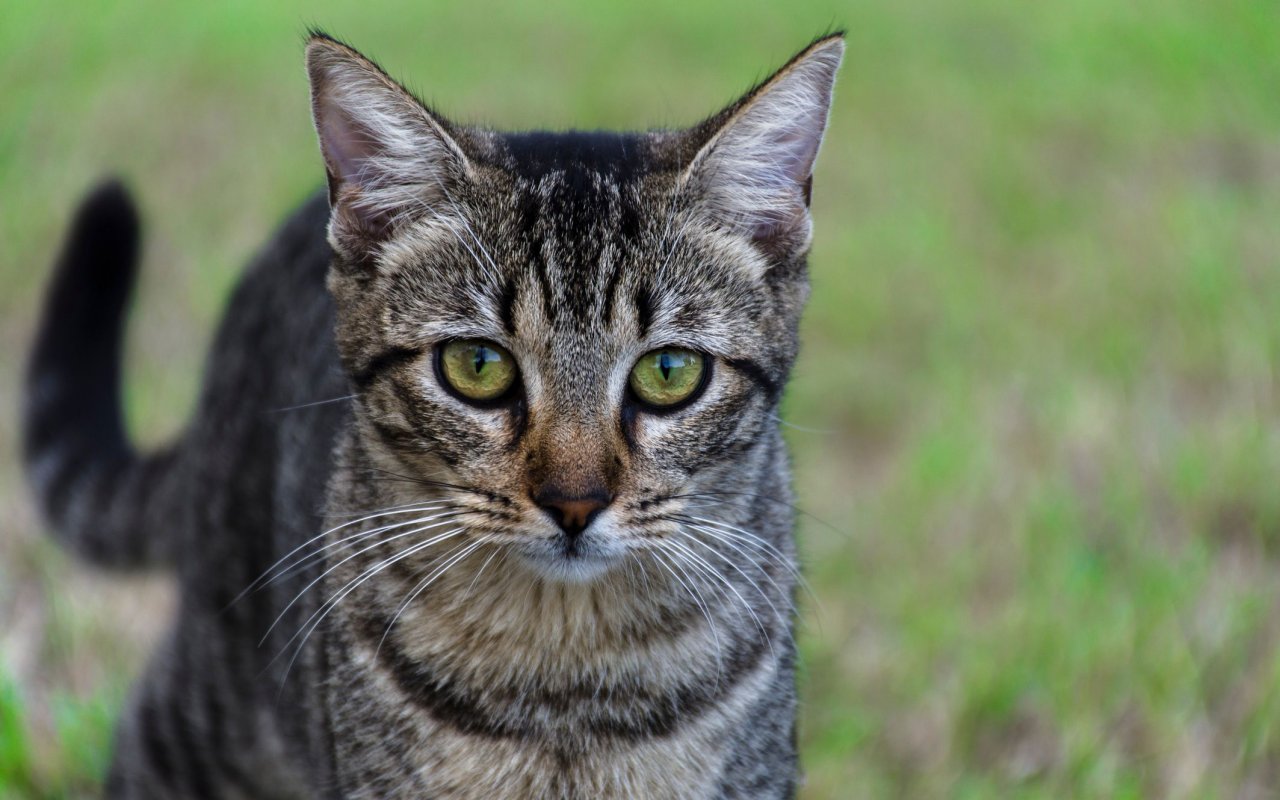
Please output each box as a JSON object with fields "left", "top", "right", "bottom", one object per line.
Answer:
{"left": 306, "top": 35, "right": 469, "bottom": 262}
{"left": 684, "top": 34, "right": 844, "bottom": 259}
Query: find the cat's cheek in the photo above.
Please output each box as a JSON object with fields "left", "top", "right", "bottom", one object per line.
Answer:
{"left": 368, "top": 374, "right": 516, "bottom": 483}
{"left": 653, "top": 396, "right": 769, "bottom": 478}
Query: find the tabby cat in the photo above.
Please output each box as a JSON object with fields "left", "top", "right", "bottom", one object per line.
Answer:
{"left": 24, "top": 30, "right": 843, "bottom": 799}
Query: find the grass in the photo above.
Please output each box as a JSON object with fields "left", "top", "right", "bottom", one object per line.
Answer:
{"left": 2, "top": 0, "right": 1279, "bottom": 797}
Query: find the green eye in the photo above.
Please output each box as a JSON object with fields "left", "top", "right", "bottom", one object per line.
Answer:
{"left": 629, "top": 348, "right": 706, "bottom": 408}
{"left": 438, "top": 340, "right": 518, "bottom": 401}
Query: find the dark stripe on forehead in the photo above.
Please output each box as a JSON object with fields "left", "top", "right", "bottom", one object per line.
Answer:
{"left": 600, "top": 258, "right": 625, "bottom": 326}
{"left": 498, "top": 275, "right": 518, "bottom": 336}
{"left": 501, "top": 134, "right": 657, "bottom": 331}
{"left": 518, "top": 190, "right": 557, "bottom": 324}
{"left": 543, "top": 177, "right": 610, "bottom": 326}
{"left": 601, "top": 192, "right": 642, "bottom": 327}
{"left": 634, "top": 286, "right": 653, "bottom": 338}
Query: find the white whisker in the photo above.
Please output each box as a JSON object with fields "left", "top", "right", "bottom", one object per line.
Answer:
{"left": 661, "top": 537, "right": 776, "bottom": 661}
{"left": 261, "top": 516, "right": 461, "bottom": 645}
{"left": 677, "top": 527, "right": 794, "bottom": 650}
{"left": 682, "top": 514, "right": 824, "bottom": 624}
{"left": 263, "top": 509, "right": 462, "bottom": 590}
{"left": 270, "top": 394, "right": 357, "bottom": 413}
{"left": 274, "top": 527, "right": 467, "bottom": 694}
{"left": 227, "top": 503, "right": 456, "bottom": 609}
{"left": 646, "top": 545, "right": 723, "bottom": 685}
{"left": 375, "top": 536, "right": 493, "bottom": 657}
{"left": 683, "top": 524, "right": 795, "bottom": 615}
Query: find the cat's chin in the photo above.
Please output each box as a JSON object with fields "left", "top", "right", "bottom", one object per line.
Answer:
{"left": 516, "top": 548, "right": 622, "bottom": 584}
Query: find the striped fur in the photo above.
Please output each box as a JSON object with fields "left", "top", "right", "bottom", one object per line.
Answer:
{"left": 23, "top": 182, "right": 185, "bottom": 568}
{"left": 23, "top": 31, "right": 843, "bottom": 799}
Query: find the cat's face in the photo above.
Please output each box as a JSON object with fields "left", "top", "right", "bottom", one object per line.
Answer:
{"left": 308, "top": 34, "right": 841, "bottom": 581}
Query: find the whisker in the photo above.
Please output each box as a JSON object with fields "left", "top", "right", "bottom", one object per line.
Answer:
{"left": 675, "top": 528, "right": 794, "bottom": 649}
{"left": 767, "top": 411, "right": 834, "bottom": 435}
{"left": 269, "top": 394, "right": 356, "bottom": 413}
{"left": 678, "top": 525, "right": 794, "bottom": 616}
{"left": 669, "top": 491, "right": 844, "bottom": 536}
{"left": 226, "top": 503, "right": 456, "bottom": 610}
{"left": 645, "top": 546, "right": 723, "bottom": 686}
{"left": 358, "top": 467, "right": 508, "bottom": 502}
{"left": 654, "top": 189, "right": 695, "bottom": 281}
{"left": 661, "top": 537, "right": 776, "bottom": 661}
{"left": 677, "top": 515, "right": 796, "bottom": 569}
{"left": 260, "top": 517, "right": 461, "bottom": 645}
{"left": 324, "top": 499, "right": 457, "bottom": 519}
{"left": 274, "top": 527, "right": 466, "bottom": 694}
{"left": 459, "top": 542, "right": 505, "bottom": 608}
{"left": 624, "top": 551, "right": 655, "bottom": 597}
{"left": 375, "top": 536, "right": 493, "bottom": 657}
{"left": 681, "top": 516, "right": 824, "bottom": 624}
{"left": 429, "top": 172, "right": 503, "bottom": 280}
{"left": 262, "top": 509, "right": 462, "bottom": 590}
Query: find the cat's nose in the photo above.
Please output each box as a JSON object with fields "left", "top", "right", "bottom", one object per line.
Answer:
{"left": 534, "top": 489, "right": 611, "bottom": 539}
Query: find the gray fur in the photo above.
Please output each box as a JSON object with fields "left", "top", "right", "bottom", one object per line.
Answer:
{"left": 24, "top": 32, "right": 843, "bottom": 799}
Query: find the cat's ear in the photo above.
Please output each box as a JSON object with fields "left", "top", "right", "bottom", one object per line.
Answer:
{"left": 306, "top": 33, "right": 470, "bottom": 262}
{"left": 682, "top": 34, "right": 844, "bottom": 260}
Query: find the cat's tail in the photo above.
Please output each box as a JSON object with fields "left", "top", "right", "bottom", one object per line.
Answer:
{"left": 22, "top": 181, "right": 181, "bottom": 569}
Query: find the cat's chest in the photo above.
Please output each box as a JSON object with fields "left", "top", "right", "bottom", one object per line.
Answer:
{"left": 391, "top": 725, "right": 729, "bottom": 800}
{"left": 324, "top": 594, "right": 776, "bottom": 799}
{"left": 330, "top": 678, "right": 741, "bottom": 799}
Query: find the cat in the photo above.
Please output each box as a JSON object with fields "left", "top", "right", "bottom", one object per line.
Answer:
{"left": 23, "top": 30, "right": 843, "bottom": 799}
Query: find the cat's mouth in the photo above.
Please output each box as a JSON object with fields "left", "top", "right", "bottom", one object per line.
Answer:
{"left": 515, "top": 531, "right": 623, "bottom": 583}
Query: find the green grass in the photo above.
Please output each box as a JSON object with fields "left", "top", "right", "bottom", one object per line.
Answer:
{"left": 2, "top": 0, "right": 1279, "bottom": 797}
{"left": 0, "top": 676, "right": 117, "bottom": 799}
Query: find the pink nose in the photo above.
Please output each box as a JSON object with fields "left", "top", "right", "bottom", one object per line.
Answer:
{"left": 534, "top": 491, "right": 611, "bottom": 539}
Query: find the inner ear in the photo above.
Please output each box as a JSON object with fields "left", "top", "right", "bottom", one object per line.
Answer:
{"left": 306, "top": 34, "right": 472, "bottom": 263}
{"left": 313, "top": 91, "right": 399, "bottom": 240}
{"left": 682, "top": 34, "right": 844, "bottom": 260}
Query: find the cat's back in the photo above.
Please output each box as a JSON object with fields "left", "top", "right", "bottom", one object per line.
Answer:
{"left": 193, "top": 189, "right": 345, "bottom": 420}
{"left": 180, "top": 189, "right": 350, "bottom": 604}
{"left": 167, "top": 190, "right": 353, "bottom": 791}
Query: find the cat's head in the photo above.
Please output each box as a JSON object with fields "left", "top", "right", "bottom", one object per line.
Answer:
{"left": 306, "top": 32, "right": 842, "bottom": 581}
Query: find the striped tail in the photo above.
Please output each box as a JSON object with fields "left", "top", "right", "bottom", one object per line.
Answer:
{"left": 23, "top": 181, "right": 180, "bottom": 569}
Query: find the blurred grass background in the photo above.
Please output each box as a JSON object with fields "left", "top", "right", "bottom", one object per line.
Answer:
{"left": 2, "top": 0, "right": 1279, "bottom": 797}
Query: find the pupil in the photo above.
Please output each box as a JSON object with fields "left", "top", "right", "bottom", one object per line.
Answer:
{"left": 473, "top": 347, "right": 486, "bottom": 375}
{"left": 659, "top": 353, "right": 672, "bottom": 380}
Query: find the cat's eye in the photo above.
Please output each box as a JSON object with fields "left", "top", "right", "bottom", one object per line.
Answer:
{"left": 629, "top": 348, "right": 706, "bottom": 409}
{"left": 437, "top": 340, "right": 518, "bottom": 402}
